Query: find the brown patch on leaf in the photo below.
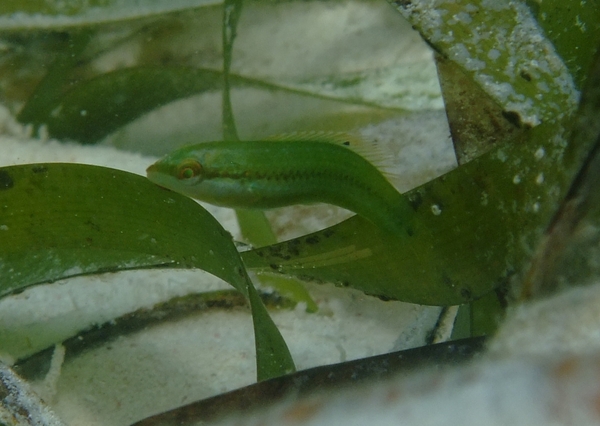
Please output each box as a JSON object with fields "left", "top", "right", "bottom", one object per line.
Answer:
{"left": 435, "top": 53, "right": 526, "bottom": 165}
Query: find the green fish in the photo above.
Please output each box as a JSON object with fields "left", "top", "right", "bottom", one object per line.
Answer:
{"left": 146, "top": 135, "right": 414, "bottom": 237}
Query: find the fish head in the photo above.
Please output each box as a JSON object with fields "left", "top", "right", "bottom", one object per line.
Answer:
{"left": 146, "top": 147, "right": 208, "bottom": 193}
{"left": 146, "top": 145, "right": 251, "bottom": 207}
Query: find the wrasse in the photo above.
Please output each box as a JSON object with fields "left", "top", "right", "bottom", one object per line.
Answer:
{"left": 146, "top": 135, "right": 414, "bottom": 237}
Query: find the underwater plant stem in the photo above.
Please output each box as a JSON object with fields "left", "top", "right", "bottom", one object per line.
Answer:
{"left": 222, "top": 0, "right": 243, "bottom": 142}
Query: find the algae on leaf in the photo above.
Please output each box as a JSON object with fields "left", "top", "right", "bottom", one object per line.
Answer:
{"left": 389, "top": 0, "right": 579, "bottom": 126}
{"left": 520, "top": 49, "right": 600, "bottom": 299}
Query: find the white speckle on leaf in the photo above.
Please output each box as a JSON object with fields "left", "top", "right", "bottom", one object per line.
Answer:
{"left": 575, "top": 15, "right": 586, "bottom": 32}
{"left": 535, "top": 147, "right": 545, "bottom": 160}
{"left": 391, "top": 0, "right": 579, "bottom": 126}
{"left": 451, "top": 12, "right": 472, "bottom": 25}
{"left": 513, "top": 174, "right": 521, "bottom": 184}
{"left": 50, "top": 105, "right": 62, "bottom": 118}
{"left": 487, "top": 49, "right": 500, "bottom": 60}
{"left": 431, "top": 204, "right": 442, "bottom": 215}
{"left": 536, "top": 81, "right": 550, "bottom": 93}
{"left": 478, "top": 77, "right": 514, "bottom": 103}
{"left": 535, "top": 173, "right": 544, "bottom": 185}
{"left": 0, "top": 225, "right": 7, "bottom": 231}
{"left": 532, "top": 202, "right": 540, "bottom": 212}
{"left": 448, "top": 43, "right": 486, "bottom": 71}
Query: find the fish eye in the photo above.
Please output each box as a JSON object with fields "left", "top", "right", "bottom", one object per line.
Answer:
{"left": 177, "top": 159, "right": 203, "bottom": 180}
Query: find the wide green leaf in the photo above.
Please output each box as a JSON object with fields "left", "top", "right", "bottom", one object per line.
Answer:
{"left": 239, "top": 119, "right": 579, "bottom": 306}
{"left": 0, "top": 163, "right": 294, "bottom": 380}
{"left": 27, "top": 67, "right": 224, "bottom": 144}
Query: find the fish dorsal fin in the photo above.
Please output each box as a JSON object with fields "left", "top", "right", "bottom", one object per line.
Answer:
{"left": 264, "top": 131, "right": 397, "bottom": 179}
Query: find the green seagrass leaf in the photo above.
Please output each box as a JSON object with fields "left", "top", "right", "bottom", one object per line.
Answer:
{"left": 0, "top": 163, "right": 294, "bottom": 380}
{"left": 37, "top": 67, "right": 223, "bottom": 144}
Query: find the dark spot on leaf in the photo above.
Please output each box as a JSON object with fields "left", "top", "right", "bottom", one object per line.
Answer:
{"left": 305, "top": 235, "right": 320, "bottom": 245}
{"left": 494, "top": 281, "right": 510, "bottom": 309}
{"left": 296, "top": 274, "right": 324, "bottom": 284}
{"left": 342, "top": 141, "right": 350, "bottom": 146}
{"left": 235, "top": 266, "right": 244, "bottom": 277}
{"left": 519, "top": 70, "right": 532, "bottom": 82}
{"left": 460, "top": 288, "right": 472, "bottom": 300}
{"left": 32, "top": 165, "right": 48, "bottom": 174}
{"left": 408, "top": 192, "right": 422, "bottom": 211}
{"left": 85, "top": 220, "right": 101, "bottom": 232}
{"left": 340, "top": 281, "right": 350, "bottom": 287}
{"left": 323, "top": 229, "right": 335, "bottom": 238}
{"left": 269, "top": 263, "right": 280, "bottom": 271}
{"left": 269, "top": 246, "right": 292, "bottom": 260}
{"left": 405, "top": 227, "right": 414, "bottom": 237}
{"left": 441, "top": 273, "right": 453, "bottom": 287}
{"left": 0, "top": 170, "right": 14, "bottom": 190}
{"left": 502, "top": 110, "right": 525, "bottom": 128}
{"left": 267, "top": 246, "right": 282, "bottom": 258}
{"left": 377, "top": 295, "right": 392, "bottom": 302}
{"left": 286, "top": 240, "right": 301, "bottom": 257}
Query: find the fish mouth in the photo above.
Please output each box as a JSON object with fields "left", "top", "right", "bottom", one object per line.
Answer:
{"left": 146, "top": 163, "right": 174, "bottom": 191}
